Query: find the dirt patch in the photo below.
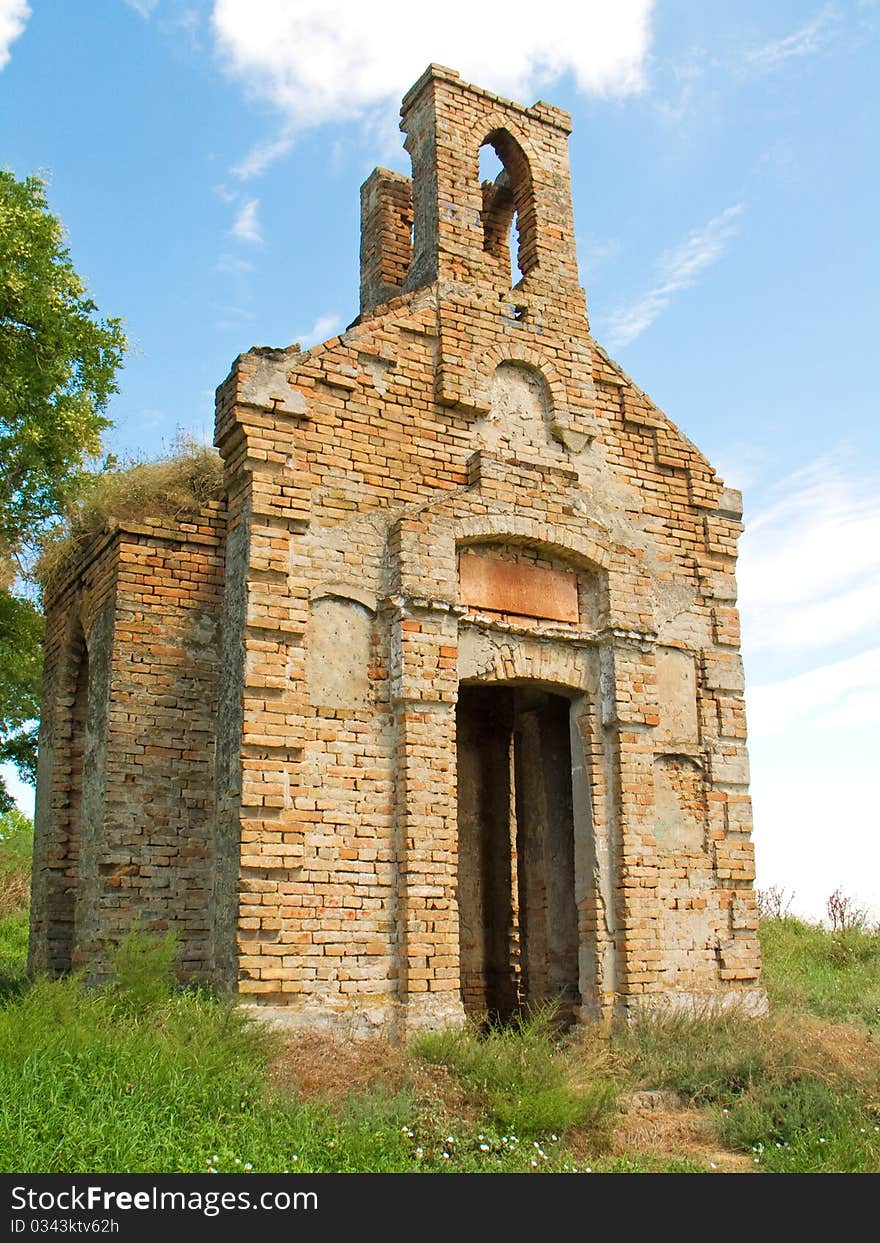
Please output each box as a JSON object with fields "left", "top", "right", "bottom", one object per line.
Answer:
{"left": 612, "top": 1098, "right": 752, "bottom": 1172}
{"left": 267, "top": 1032, "right": 483, "bottom": 1128}
{"left": 267, "top": 1033, "right": 408, "bottom": 1105}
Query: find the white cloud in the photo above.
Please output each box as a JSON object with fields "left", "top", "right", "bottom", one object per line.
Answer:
{"left": 124, "top": 0, "right": 159, "bottom": 17}
{"left": 601, "top": 204, "right": 744, "bottom": 350}
{"left": 212, "top": 0, "right": 654, "bottom": 174}
{"left": 751, "top": 776, "right": 880, "bottom": 923}
{"left": 745, "top": 6, "right": 837, "bottom": 67}
{"left": 232, "top": 132, "right": 296, "bottom": 181}
{"left": 216, "top": 252, "right": 253, "bottom": 276}
{"left": 747, "top": 648, "right": 880, "bottom": 740}
{"left": 296, "top": 313, "right": 341, "bottom": 349}
{"left": 739, "top": 453, "right": 880, "bottom": 921}
{"left": 0, "top": 0, "right": 29, "bottom": 70}
{"left": 739, "top": 457, "right": 880, "bottom": 657}
{"left": 230, "top": 198, "right": 262, "bottom": 244}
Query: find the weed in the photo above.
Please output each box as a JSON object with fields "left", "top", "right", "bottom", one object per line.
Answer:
{"left": 760, "top": 915, "right": 880, "bottom": 1030}
{"left": 110, "top": 925, "right": 179, "bottom": 1011}
{"left": 412, "top": 1004, "right": 618, "bottom": 1139}
{"left": 755, "top": 885, "right": 795, "bottom": 921}
{"left": 827, "top": 888, "right": 871, "bottom": 934}
{"left": 36, "top": 437, "right": 223, "bottom": 586}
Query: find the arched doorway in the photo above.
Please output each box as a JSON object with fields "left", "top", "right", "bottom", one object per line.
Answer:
{"left": 456, "top": 683, "right": 580, "bottom": 1024}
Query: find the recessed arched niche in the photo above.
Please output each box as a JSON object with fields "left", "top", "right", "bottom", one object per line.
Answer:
{"left": 477, "top": 361, "right": 554, "bottom": 453}
{"left": 654, "top": 756, "right": 708, "bottom": 853}
{"left": 307, "top": 593, "right": 374, "bottom": 709}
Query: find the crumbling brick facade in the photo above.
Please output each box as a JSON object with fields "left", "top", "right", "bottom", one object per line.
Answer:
{"left": 30, "top": 67, "right": 763, "bottom": 1034}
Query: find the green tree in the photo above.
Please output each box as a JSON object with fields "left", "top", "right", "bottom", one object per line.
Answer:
{"left": 0, "top": 170, "right": 126, "bottom": 807}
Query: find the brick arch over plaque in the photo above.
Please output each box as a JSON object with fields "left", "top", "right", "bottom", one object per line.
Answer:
{"left": 456, "top": 513, "right": 612, "bottom": 572}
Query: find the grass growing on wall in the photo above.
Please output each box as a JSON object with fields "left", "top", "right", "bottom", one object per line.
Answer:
{"left": 1, "top": 820, "right": 878, "bottom": 1174}
{"left": 35, "top": 437, "right": 224, "bottom": 587}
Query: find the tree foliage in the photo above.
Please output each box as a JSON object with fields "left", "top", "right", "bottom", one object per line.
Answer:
{"left": 0, "top": 590, "right": 42, "bottom": 810}
{"left": 0, "top": 171, "right": 126, "bottom": 566}
{"left": 0, "top": 170, "right": 126, "bottom": 806}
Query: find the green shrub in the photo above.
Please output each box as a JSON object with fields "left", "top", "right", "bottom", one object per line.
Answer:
{"left": 110, "top": 926, "right": 179, "bottom": 1011}
{"left": 612, "top": 1003, "right": 771, "bottom": 1105}
{"left": 760, "top": 916, "right": 880, "bottom": 1030}
{"left": 413, "top": 1005, "right": 617, "bottom": 1139}
{"left": 720, "top": 1083, "right": 880, "bottom": 1173}
{"left": 0, "top": 974, "right": 415, "bottom": 1173}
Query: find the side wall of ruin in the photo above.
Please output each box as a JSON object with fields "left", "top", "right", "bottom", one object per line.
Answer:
{"left": 30, "top": 506, "right": 225, "bottom": 981}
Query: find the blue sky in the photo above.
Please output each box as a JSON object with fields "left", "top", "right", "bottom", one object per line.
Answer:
{"left": 2, "top": 1, "right": 878, "bottom": 921}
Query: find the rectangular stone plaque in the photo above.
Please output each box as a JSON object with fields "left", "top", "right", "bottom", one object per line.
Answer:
{"left": 459, "top": 554, "right": 579, "bottom": 623}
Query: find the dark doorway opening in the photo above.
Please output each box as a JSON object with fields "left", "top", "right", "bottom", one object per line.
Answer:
{"left": 456, "top": 684, "right": 580, "bottom": 1025}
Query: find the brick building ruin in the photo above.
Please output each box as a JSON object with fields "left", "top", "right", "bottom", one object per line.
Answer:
{"left": 29, "top": 66, "right": 764, "bottom": 1034}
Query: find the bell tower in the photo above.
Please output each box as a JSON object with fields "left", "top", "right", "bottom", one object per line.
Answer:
{"left": 360, "top": 64, "right": 586, "bottom": 316}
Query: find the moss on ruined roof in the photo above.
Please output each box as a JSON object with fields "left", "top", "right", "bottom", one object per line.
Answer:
{"left": 36, "top": 437, "right": 224, "bottom": 588}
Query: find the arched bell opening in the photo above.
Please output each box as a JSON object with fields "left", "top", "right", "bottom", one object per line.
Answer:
{"left": 478, "top": 129, "right": 538, "bottom": 287}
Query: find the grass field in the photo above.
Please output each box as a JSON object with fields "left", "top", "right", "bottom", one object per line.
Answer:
{"left": 1, "top": 809, "right": 878, "bottom": 1174}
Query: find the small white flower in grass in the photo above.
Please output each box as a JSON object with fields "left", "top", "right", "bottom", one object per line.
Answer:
{"left": 234, "top": 1158, "right": 241, "bottom": 1164}
{"left": 479, "top": 1143, "right": 490, "bottom": 1152}
{"left": 415, "top": 1147, "right": 424, "bottom": 1159}
{"left": 212, "top": 1155, "right": 219, "bottom": 1163}
{"left": 244, "top": 1162, "right": 253, "bottom": 1170}
{"left": 442, "top": 1152, "right": 450, "bottom": 1160}
{"left": 709, "top": 1163, "right": 717, "bottom": 1170}
{"left": 446, "top": 1136, "right": 455, "bottom": 1144}
{"left": 530, "top": 1159, "right": 538, "bottom": 1168}
{"left": 585, "top": 1167, "right": 592, "bottom": 1173}
{"left": 291, "top": 1155, "right": 298, "bottom": 1162}
{"left": 551, "top": 1134, "right": 558, "bottom": 1142}
{"left": 209, "top": 1168, "right": 217, "bottom": 1175}
{"left": 818, "top": 1138, "right": 826, "bottom": 1144}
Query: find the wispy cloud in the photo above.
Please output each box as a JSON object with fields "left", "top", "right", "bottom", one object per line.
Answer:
{"left": 601, "top": 203, "right": 744, "bottom": 350}
{"left": 212, "top": 183, "right": 237, "bottom": 205}
{"left": 233, "top": 131, "right": 296, "bottom": 181}
{"left": 739, "top": 455, "right": 880, "bottom": 658}
{"left": 580, "top": 234, "right": 621, "bottom": 277}
{"left": 741, "top": 452, "right": 880, "bottom": 920}
{"left": 124, "top": 0, "right": 159, "bottom": 18}
{"left": 230, "top": 198, "right": 262, "bottom": 244}
{"left": 0, "top": 0, "right": 29, "bottom": 71}
{"left": 214, "top": 303, "right": 257, "bottom": 331}
{"left": 215, "top": 253, "right": 254, "bottom": 277}
{"left": 745, "top": 6, "right": 838, "bottom": 68}
{"left": 296, "top": 313, "right": 341, "bottom": 349}
{"left": 748, "top": 648, "right": 880, "bottom": 740}
{"left": 212, "top": 0, "right": 655, "bottom": 175}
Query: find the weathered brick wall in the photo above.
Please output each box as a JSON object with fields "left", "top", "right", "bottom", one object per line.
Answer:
{"left": 30, "top": 506, "right": 225, "bottom": 981}
{"left": 30, "top": 534, "right": 119, "bottom": 977}
{"left": 209, "top": 66, "right": 762, "bottom": 1032}
{"left": 33, "top": 65, "right": 761, "bottom": 1031}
